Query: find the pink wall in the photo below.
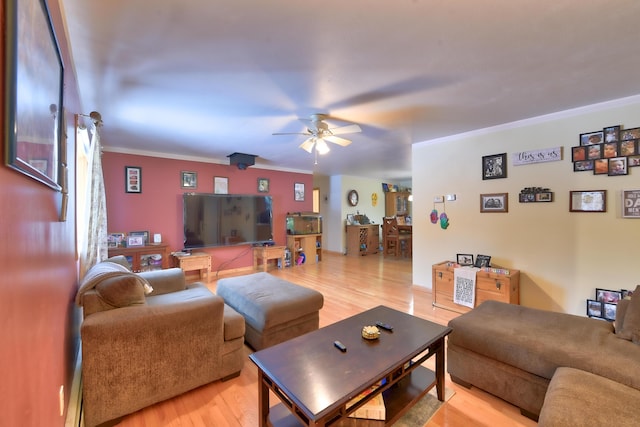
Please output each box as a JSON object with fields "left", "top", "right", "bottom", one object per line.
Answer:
{"left": 102, "top": 152, "right": 313, "bottom": 271}
{"left": 0, "top": 1, "right": 82, "bottom": 425}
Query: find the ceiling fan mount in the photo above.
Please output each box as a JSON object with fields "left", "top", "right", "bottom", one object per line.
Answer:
{"left": 273, "top": 113, "right": 362, "bottom": 155}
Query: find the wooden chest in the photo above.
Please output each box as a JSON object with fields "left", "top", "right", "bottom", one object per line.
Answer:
{"left": 432, "top": 260, "right": 520, "bottom": 314}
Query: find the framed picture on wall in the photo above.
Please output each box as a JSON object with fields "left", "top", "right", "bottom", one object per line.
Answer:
{"left": 622, "top": 189, "right": 640, "bottom": 218}
{"left": 480, "top": 193, "right": 508, "bottom": 213}
{"left": 181, "top": 171, "right": 197, "bottom": 189}
{"left": 482, "top": 153, "right": 507, "bottom": 180}
{"left": 125, "top": 166, "right": 142, "bottom": 193}
{"left": 570, "top": 190, "right": 606, "bottom": 212}
{"left": 258, "top": 178, "right": 269, "bottom": 193}
{"left": 586, "top": 299, "right": 603, "bottom": 318}
{"left": 214, "top": 176, "right": 228, "bottom": 194}
{"left": 579, "top": 131, "right": 603, "bottom": 146}
{"left": 294, "top": 182, "right": 305, "bottom": 201}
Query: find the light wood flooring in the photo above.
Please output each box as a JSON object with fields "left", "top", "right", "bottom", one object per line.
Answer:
{"left": 116, "top": 252, "right": 537, "bottom": 427}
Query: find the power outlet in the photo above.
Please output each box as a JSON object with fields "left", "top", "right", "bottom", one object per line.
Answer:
{"left": 59, "top": 385, "right": 64, "bottom": 416}
{"left": 433, "top": 196, "right": 444, "bottom": 203}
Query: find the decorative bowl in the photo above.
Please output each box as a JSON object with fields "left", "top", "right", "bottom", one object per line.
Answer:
{"left": 362, "top": 325, "right": 381, "bottom": 340}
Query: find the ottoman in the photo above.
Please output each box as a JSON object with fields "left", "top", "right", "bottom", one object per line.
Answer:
{"left": 216, "top": 272, "right": 324, "bottom": 350}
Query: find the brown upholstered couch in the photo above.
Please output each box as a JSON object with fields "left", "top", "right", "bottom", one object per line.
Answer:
{"left": 76, "top": 257, "right": 246, "bottom": 427}
{"left": 447, "top": 295, "right": 640, "bottom": 426}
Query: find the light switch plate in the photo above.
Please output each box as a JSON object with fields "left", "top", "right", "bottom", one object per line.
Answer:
{"left": 446, "top": 194, "right": 456, "bottom": 201}
{"left": 434, "top": 196, "right": 444, "bottom": 203}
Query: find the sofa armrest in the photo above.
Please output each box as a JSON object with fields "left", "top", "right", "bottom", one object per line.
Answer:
{"left": 80, "top": 288, "right": 225, "bottom": 427}
{"left": 138, "top": 267, "right": 186, "bottom": 296}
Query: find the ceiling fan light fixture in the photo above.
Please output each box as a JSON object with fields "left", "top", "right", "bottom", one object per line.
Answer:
{"left": 315, "top": 138, "right": 330, "bottom": 155}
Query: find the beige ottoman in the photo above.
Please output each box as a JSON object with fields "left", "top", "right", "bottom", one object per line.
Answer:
{"left": 216, "top": 272, "right": 324, "bottom": 350}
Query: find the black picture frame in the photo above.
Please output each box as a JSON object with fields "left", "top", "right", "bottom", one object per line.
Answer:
{"left": 294, "top": 182, "right": 305, "bottom": 201}
{"left": 125, "top": 166, "right": 142, "bottom": 193}
{"left": 4, "top": 0, "right": 64, "bottom": 191}
{"left": 482, "top": 153, "right": 507, "bottom": 180}
{"left": 608, "top": 157, "right": 628, "bottom": 176}
{"left": 474, "top": 254, "right": 491, "bottom": 268}
{"left": 603, "top": 302, "right": 617, "bottom": 321}
{"left": 573, "top": 161, "right": 594, "bottom": 172}
{"left": 580, "top": 131, "right": 603, "bottom": 146}
{"left": 586, "top": 299, "right": 603, "bottom": 318}
{"left": 456, "top": 254, "right": 474, "bottom": 266}
{"left": 595, "top": 288, "right": 622, "bottom": 304}
{"left": 620, "top": 127, "right": 640, "bottom": 141}
{"left": 603, "top": 125, "right": 620, "bottom": 143}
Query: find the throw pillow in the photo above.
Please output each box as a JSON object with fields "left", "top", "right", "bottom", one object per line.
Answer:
{"left": 616, "top": 285, "right": 640, "bottom": 343}
{"left": 616, "top": 299, "right": 630, "bottom": 333}
{"left": 95, "top": 274, "right": 149, "bottom": 308}
{"left": 105, "top": 255, "right": 132, "bottom": 271}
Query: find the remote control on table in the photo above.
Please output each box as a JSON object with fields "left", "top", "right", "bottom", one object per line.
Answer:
{"left": 376, "top": 321, "right": 393, "bottom": 331}
{"left": 333, "top": 340, "right": 347, "bottom": 352}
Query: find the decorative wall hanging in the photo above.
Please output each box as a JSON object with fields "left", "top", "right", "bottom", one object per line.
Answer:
{"left": 622, "top": 189, "right": 640, "bottom": 218}
{"left": 519, "top": 187, "right": 553, "bottom": 203}
{"left": 512, "top": 147, "right": 562, "bottom": 166}
{"left": 181, "top": 171, "right": 197, "bottom": 189}
{"left": 571, "top": 124, "right": 638, "bottom": 176}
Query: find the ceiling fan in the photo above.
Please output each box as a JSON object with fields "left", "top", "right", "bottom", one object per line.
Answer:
{"left": 273, "top": 114, "right": 362, "bottom": 154}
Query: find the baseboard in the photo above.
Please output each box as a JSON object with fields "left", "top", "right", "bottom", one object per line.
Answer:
{"left": 65, "top": 346, "right": 83, "bottom": 427}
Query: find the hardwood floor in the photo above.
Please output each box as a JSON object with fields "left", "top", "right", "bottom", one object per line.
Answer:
{"left": 116, "top": 252, "right": 537, "bottom": 427}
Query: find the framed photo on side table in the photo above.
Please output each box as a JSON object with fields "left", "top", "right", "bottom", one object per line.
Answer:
{"left": 474, "top": 254, "right": 492, "bottom": 268}
{"left": 129, "top": 230, "right": 149, "bottom": 245}
{"left": 456, "top": 254, "right": 474, "bottom": 266}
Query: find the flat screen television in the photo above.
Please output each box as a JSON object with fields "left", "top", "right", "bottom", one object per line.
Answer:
{"left": 183, "top": 193, "right": 273, "bottom": 249}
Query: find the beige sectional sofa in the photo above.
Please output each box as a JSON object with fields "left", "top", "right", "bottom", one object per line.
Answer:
{"left": 76, "top": 257, "right": 246, "bottom": 427}
{"left": 447, "top": 292, "right": 640, "bottom": 426}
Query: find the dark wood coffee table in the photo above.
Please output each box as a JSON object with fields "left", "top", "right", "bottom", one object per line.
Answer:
{"left": 249, "top": 305, "right": 452, "bottom": 427}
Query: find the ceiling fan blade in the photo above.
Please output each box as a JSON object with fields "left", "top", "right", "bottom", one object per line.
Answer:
{"left": 324, "top": 135, "right": 352, "bottom": 147}
{"left": 328, "top": 123, "right": 362, "bottom": 135}
{"left": 273, "top": 131, "right": 311, "bottom": 136}
{"left": 315, "top": 139, "right": 330, "bottom": 155}
{"left": 299, "top": 137, "right": 316, "bottom": 153}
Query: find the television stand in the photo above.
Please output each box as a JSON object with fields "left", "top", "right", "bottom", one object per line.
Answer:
{"left": 253, "top": 245, "right": 285, "bottom": 271}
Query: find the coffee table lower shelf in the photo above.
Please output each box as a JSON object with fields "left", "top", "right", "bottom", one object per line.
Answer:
{"left": 267, "top": 366, "right": 437, "bottom": 427}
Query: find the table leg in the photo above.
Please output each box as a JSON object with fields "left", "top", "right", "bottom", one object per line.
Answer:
{"left": 435, "top": 337, "right": 445, "bottom": 401}
{"left": 257, "top": 370, "right": 269, "bottom": 427}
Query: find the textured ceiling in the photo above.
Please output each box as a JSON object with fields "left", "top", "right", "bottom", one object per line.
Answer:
{"left": 61, "top": 0, "right": 640, "bottom": 180}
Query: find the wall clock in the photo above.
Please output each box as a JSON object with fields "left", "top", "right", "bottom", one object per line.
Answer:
{"left": 348, "top": 190, "right": 359, "bottom": 206}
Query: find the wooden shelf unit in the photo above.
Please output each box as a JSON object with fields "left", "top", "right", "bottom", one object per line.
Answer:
{"left": 173, "top": 252, "right": 211, "bottom": 281}
{"left": 432, "top": 260, "right": 520, "bottom": 314}
{"left": 286, "top": 234, "right": 322, "bottom": 265}
{"left": 107, "top": 244, "right": 171, "bottom": 273}
{"left": 346, "top": 224, "right": 380, "bottom": 256}
{"left": 385, "top": 191, "right": 411, "bottom": 217}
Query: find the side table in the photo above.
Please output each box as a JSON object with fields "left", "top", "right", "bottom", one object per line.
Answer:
{"left": 253, "top": 245, "right": 285, "bottom": 271}
{"left": 173, "top": 252, "right": 211, "bottom": 282}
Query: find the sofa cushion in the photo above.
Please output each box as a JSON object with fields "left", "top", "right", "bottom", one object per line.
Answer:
{"left": 616, "top": 285, "right": 640, "bottom": 343}
{"left": 94, "top": 274, "right": 147, "bottom": 308}
{"left": 76, "top": 261, "right": 153, "bottom": 306}
{"left": 447, "top": 300, "right": 640, "bottom": 391}
{"left": 539, "top": 367, "right": 640, "bottom": 427}
{"left": 223, "top": 304, "right": 246, "bottom": 341}
{"left": 106, "top": 255, "right": 132, "bottom": 271}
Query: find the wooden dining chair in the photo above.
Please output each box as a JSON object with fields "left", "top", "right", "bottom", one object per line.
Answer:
{"left": 382, "top": 216, "right": 412, "bottom": 257}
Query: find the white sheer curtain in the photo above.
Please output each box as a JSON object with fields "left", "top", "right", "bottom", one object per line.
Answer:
{"left": 77, "top": 119, "right": 108, "bottom": 278}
